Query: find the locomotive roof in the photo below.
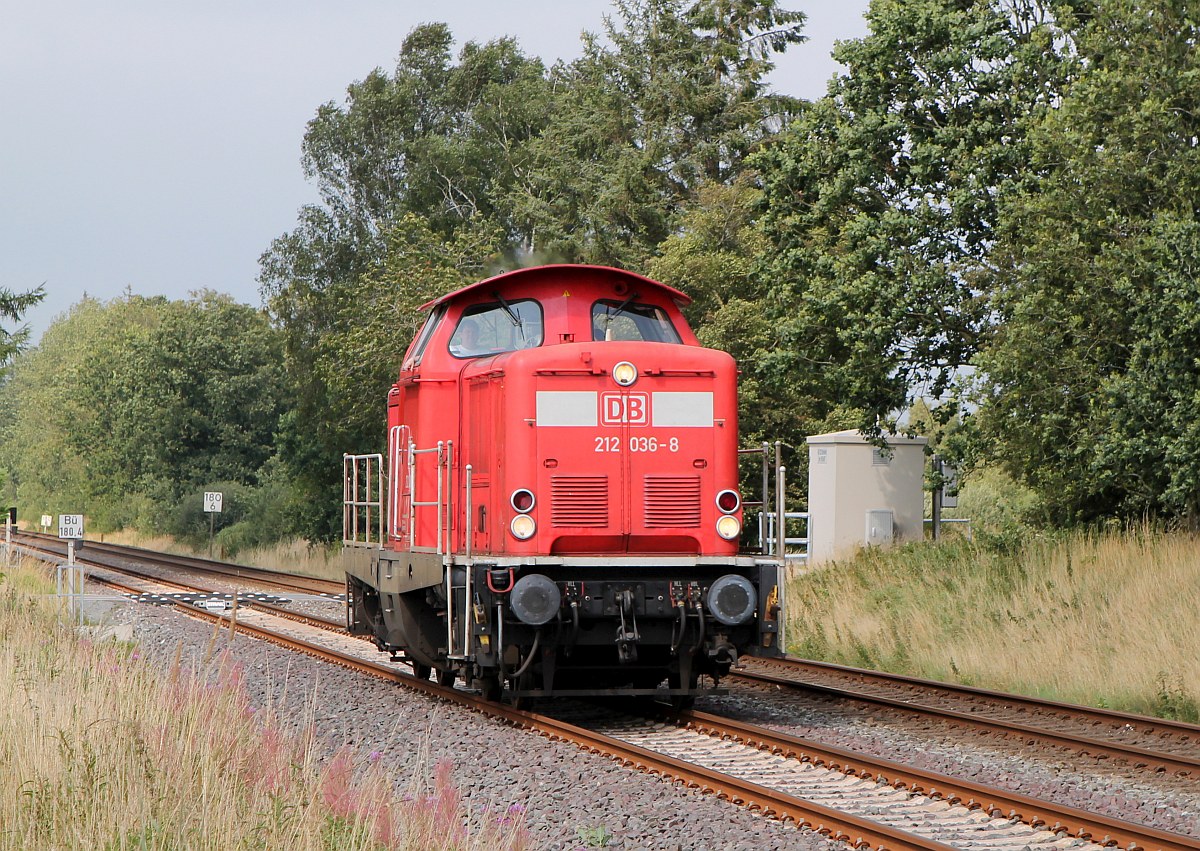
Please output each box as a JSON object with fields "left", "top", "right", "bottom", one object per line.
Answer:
{"left": 417, "top": 264, "right": 693, "bottom": 311}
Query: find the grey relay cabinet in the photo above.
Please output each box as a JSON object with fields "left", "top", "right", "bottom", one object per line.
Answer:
{"left": 806, "top": 430, "right": 927, "bottom": 565}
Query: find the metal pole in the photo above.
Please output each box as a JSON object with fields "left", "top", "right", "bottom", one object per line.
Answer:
{"left": 209, "top": 511, "right": 215, "bottom": 558}
{"left": 67, "top": 540, "right": 77, "bottom": 625}
{"left": 760, "top": 442, "right": 769, "bottom": 555}
{"left": 776, "top": 465, "right": 787, "bottom": 566}
{"left": 931, "top": 454, "right": 943, "bottom": 542}
{"left": 76, "top": 543, "right": 86, "bottom": 627}
{"left": 464, "top": 463, "right": 473, "bottom": 654}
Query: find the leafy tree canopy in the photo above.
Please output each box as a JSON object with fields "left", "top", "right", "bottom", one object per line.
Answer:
{"left": 975, "top": 0, "right": 1200, "bottom": 523}
{"left": 1, "top": 293, "right": 286, "bottom": 531}
{"left": 754, "top": 0, "right": 1073, "bottom": 434}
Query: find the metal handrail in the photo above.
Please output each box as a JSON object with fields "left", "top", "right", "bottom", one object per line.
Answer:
{"left": 342, "top": 453, "right": 384, "bottom": 547}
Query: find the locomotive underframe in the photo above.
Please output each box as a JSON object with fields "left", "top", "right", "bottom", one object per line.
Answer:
{"left": 346, "top": 553, "right": 782, "bottom": 699}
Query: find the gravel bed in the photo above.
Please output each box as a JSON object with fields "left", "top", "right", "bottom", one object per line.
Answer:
{"left": 698, "top": 679, "right": 1200, "bottom": 837}
{"left": 97, "top": 596, "right": 836, "bottom": 851}
{"left": 78, "top": 559, "right": 1199, "bottom": 845}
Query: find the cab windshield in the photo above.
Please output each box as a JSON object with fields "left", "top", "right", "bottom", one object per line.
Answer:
{"left": 591, "top": 300, "right": 681, "bottom": 343}
{"left": 449, "top": 299, "right": 544, "bottom": 358}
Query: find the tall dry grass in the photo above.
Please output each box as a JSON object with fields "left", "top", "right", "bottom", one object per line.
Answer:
{"left": 786, "top": 529, "right": 1200, "bottom": 720}
{"left": 0, "top": 558, "right": 527, "bottom": 850}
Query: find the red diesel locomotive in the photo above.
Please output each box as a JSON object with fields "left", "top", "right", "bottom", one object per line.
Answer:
{"left": 343, "top": 264, "right": 784, "bottom": 702}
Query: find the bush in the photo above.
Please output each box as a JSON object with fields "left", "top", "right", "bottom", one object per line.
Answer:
{"left": 950, "top": 465, "right": 1043, "bottom": 552}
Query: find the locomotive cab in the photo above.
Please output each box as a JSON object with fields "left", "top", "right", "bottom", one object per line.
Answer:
{"left": 343, "top": 265, "right": 784, "bottom": 703}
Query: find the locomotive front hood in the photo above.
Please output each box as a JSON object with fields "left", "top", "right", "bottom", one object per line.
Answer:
{"left": 457, "top": 340, "right": 742, "bottom": 558}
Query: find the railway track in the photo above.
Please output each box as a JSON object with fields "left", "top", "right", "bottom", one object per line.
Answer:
{"left": 734, "top": 657, "right": 1200, "bottom": 777}
{"left": 13, "top": 534, "right": 1198, "bottom": 851}
{"left": 14, "top": 529, "right": 343, "bottom": 596}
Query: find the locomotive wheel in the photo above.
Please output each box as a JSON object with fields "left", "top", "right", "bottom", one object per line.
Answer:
{"left": 411, "top": 662, "right": 432, "bottom": 681}
{"left": 437, "top": 668, "right": 456, "bottom": 687}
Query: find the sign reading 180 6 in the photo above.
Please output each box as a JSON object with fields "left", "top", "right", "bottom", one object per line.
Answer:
{"left": 203, "top": 492, "right": 224, "bottom": 513}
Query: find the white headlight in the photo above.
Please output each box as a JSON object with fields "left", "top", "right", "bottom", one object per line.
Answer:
{"left": 612, "top": 361, "right": 638, "bottom": 386}
{"left": 510, "top": 514, "right": 537, "bottom": 540}
{"left": 715, "top": 514, "right": 741, "bottom": 540}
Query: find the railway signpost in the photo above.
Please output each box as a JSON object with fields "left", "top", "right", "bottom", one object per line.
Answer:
{"left": 58, "top": 513, "right": 85, "bottom": 624}
{"left": 4, "top": 507, "right": 14, "bottom": 568}
{"left": 203, "top": 492, "right": 223, "bottom": 558}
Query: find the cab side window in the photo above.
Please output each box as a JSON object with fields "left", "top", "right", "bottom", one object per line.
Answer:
{"left": 405, "top": 305, "right": 447, "bottom": 368}
{"left": 449, "top": 299, "right": 544, "bottom": 358}
{"left": 591, "top": 300, "right": 682, "bottom": 343}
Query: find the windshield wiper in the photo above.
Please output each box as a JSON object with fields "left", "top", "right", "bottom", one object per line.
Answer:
{"left": 604, "top": 291, "right": 639, "bottom": 325}
{"left": 493, "top": 291, "right": 522, "bottom": 330}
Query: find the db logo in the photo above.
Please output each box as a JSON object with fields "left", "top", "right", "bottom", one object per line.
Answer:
{"left": 600, "top": 392, "right": 649, "bottom": 425}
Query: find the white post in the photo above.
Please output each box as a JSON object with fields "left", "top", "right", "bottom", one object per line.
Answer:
{"left": 67, "top": 539, "right": 78, "bottom": 624}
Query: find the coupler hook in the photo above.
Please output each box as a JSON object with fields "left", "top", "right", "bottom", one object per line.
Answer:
{"left": 615, "top": 589, "right": 639, "bottom": 664}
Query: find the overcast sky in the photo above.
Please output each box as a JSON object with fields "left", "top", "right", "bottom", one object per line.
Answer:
{"left": 0, "top": 1, "right": 870, "bottom": 342}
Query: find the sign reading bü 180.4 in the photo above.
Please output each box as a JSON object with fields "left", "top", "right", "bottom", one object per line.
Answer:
{"left": 58, "top": 514, "right": 84, "bottom": 539}
{"left": 203, "top": 492, "right": 224, "bottom": 513}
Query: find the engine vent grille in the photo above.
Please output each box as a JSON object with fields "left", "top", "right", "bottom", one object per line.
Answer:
{"left": 551, "top": 476, "right": 609, "bottom": 527}
{"left": 644, "top": 475, "right": 702, "bottom": 528}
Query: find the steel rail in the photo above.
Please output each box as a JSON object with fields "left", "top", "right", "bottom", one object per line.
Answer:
{"left": 18, "top": 537, "right": 347, "bottom": 634}
{"left": 737, "top": 658, "right": 1200, "bottom": 777}
{"left": 167, "top": 597, "right": 1199, "bottom": 851}
{"left": 75, "top": 566, "right": 956, "bottom": 851}
{"left": 665, "top": 707, "right": 1200, "bottom": 851}
{"left": 15, "top": 530, "right": 343, "bottom": 596}
{"left": 758, "top": 657, "right": 1200, "bottom": 740}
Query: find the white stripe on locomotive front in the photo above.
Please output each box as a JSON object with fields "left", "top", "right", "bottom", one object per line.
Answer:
{"left": 535, "top": 391, "right": 599, "bottom": 426}
{"left": 650, "top": 391, "right": 713, "bottom": 427}
{"left": 535, "top": 389, "right": 715, "bottom": 427}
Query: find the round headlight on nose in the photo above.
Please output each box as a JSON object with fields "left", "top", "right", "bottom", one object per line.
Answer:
{"left": 715, "top": 514, "right": 741, "bottom": 540}
{"left": 706, "top": 574, "right": 757, "bottom": 626}
{"left": 612, "top": 361, "right": 638, "bottom": 386}
{"left": 510, "top": 514, "right": 537, "bottom": 540}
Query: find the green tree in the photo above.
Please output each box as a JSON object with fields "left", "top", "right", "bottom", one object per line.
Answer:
{"left": 650, "top": 181, "right": 818, "bottom": 450}
{"left": 276, "top": 216, "right": 502, "bottom": 541}
{"left": 976, "top": 0, "right": 1200, "bottom": 523}
{"left": 1, "top": 294, "right": 287, "bottom": 532}
{"left": 0, "top": 285, "right": 44, "bottom": 373}
{"left": 261, "top": 5, "right": 807, "bottom": 537}
{"left": 754, "top": 0, "right": 1072, "bottom": 435}
{"left": 1, "top": 297, "right": 160, "bottom": 525}
{"left": 515, "top": 0, "right": 806, "bottom": 266}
